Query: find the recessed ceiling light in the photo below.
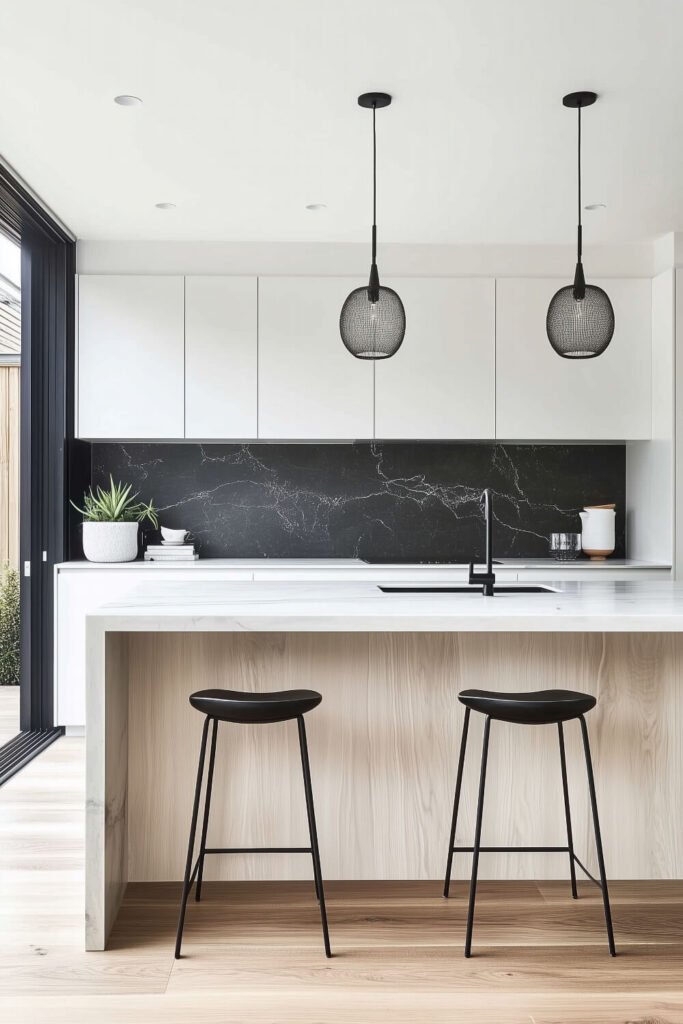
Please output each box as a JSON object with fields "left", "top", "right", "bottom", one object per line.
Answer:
{"left": 114, "top": 95, "right": 143, "bottom": 106}
{"left": 305, "top": 203, "right": 327, "bottom": 211}
{"left": 155, "top": 202, "right": 176, "bottom": 210}
{"left": 584, "top": 203, "right": 606, "bottom": 211}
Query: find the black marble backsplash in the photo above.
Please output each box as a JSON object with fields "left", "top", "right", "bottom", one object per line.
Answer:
{"left": 84, "top": 443, "right": 625, "bottom": 561}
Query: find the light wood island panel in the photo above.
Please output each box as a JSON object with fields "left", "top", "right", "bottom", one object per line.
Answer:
{"left": 125, "top": 631, "right": 683, "bottom": 884}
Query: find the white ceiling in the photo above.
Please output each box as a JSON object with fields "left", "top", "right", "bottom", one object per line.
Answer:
{"left": 0, "top": 0, "right": 680, "bottom": 245}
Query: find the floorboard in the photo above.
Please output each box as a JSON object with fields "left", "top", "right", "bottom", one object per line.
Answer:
{"left": 0, "top": 736, "right": 681, "bottom": 1024}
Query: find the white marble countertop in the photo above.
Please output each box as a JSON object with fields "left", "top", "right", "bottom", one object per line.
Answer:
{"left": 87, "top": 578, "right": 683, "bottom": 632}
{"left": 57, "top": 557, "right": 670, "bottom": 571}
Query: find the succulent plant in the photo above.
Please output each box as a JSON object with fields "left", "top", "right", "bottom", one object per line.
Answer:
{"left": 71, "top": 476, "right": 158, "bottom": 528}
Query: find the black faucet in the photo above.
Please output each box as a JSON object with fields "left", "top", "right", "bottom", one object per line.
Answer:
{"left": 469, "top": 488, "right": 496, "bottom": 596}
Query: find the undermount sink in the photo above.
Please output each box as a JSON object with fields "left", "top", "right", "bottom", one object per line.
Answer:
{"left": 378, "top": 585, "right": 558, "bottom": 595}
{"left": 362, "top": 559, "right": 504, "bottom": 566}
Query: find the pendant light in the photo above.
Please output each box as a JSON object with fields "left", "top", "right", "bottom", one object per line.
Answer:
{"left": 546, "top": 92, "right": 614, "bottom": 358}
{"left": 340, "top": 93, "right": 406, "bottom": 359}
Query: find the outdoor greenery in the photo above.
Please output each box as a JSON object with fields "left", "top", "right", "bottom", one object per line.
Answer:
{"left": 0, "top": 564, "right": 20, "bottom": 686}
{"left": 71, "top": 476, "right": 159, "bottom": 528}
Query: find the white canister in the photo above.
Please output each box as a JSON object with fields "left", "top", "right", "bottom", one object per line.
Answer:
{"left": 82, "top": 521, "right": 140, "bottom": 562}
{"left": 579, "top": 506, "right": 616, "bottom": 560}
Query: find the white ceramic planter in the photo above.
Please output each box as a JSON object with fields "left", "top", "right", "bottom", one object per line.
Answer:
{"left": 82, "top": 521, "right": 139, "bottom": 563}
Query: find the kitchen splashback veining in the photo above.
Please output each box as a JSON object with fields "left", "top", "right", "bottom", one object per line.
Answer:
{"left": 88, "top": 442, "right": 625, "bottom": 561}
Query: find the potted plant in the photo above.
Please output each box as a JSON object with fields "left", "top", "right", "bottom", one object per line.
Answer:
{"left": 71, "top": 477, "right": 159, "bottom": 563}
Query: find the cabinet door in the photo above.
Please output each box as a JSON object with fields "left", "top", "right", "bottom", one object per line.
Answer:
{"left": 374, "top": 278, "right": 495, "bottom": 439}
{"left": 258, "top": 277, "right": 374, "bottom": 439}
{"left": 185, "top": 276, "right": 257, "bottom": 438}
{"left": 496, "top": 278, "right": 651, "bottom": 440}
{"left": 78, "top": 275, "right": 184, "bottom": 439}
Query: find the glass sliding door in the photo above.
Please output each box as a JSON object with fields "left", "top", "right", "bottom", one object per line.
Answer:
{"left": 0, "top": 230, "right": 21, "bottom": 746}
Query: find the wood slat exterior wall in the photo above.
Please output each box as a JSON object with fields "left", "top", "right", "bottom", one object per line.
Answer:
{"left": 0, "top": 365, "right": 20, "bottom": 569}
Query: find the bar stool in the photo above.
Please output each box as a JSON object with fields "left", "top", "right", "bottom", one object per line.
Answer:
{"left": 174, "top": 687, "right": 331, "bottom": 959}
{"left": 443, "top": 688, "right": 616, "bottom": 958}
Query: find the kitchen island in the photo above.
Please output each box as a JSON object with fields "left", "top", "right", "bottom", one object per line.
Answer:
{"left": 86, "top": 579, "right": 683, "bottom": 949}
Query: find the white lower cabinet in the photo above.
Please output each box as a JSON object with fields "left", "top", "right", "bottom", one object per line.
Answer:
{"left": 495, "top": 277, "right": 652, "bottom": 440}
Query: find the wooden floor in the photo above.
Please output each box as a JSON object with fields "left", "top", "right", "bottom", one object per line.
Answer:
{"left": 0, "top": 684, "right": 20, "bottom": 747}
{"left": 0, "top": 738, "right": 682, "bottom": 1023}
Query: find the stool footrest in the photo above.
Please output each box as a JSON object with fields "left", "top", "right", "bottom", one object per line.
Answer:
{"left": 450, "top": 847, "right": 606, "bottom": 891}
{"left": 203, "top": 846, "right": 312, "bottom": 855}
{"left": 452, "top": 845, "right": 569, "bottom": 853}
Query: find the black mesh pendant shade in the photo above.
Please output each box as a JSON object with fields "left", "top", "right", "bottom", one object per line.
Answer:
{"left": 340, "top": 285, "right": 406, "bottom": 359}
{"left": 546, "top": 283, "right": 615, "bottom": 358}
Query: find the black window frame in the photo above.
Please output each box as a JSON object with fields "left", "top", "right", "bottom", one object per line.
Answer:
{"left": 0, "top": 158, "right": 75, "bottom": 765}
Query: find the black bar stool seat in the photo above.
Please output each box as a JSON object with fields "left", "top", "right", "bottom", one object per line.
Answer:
{"left": 175, "top": 686, "right": 331, "bottom": 960}
{"left": 189, "top": 688, "right": 322, "bottom": 724}
{"left": 458, "top": 688, "right": 596, "bottom": 725}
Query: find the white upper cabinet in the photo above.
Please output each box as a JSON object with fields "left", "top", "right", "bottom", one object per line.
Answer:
{"left": 77, "top": 272, "right": 653, "bottom": 442}
{"left": 374, "top": 278, "right": 495, "bottom": 439}
{"left": 495, "top": 278, "right": 652, "bottom": 440}
{"left": 185, "top": 276, "right": 257, "bottom": 438}
{"left": 258, "top": 277, "right": 374, "bottom": 439}
{"left": 78, "top": 275, "right": 184, "bottom": 439}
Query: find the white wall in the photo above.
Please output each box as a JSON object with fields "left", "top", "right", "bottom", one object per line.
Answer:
{"left": 76, "top": 239, "right": 654, "bottom": 278}
{"left": 626, "top": 269, "right": 675, "bottom": 567}
{"left": 676, "top": 269, "right": 683, "bottom": 579}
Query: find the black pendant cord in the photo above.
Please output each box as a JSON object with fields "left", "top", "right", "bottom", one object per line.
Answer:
{"left": 581, "top": 100, "right": 585, "bottom": 264}
{"left": 372, "top": 101, "right": 377, "bottom": 262}
{"left": 573, "top": 103, "right": 586, "bottom": 299}
{"left": 368, "top": 101, "right": 380, "bottom": 302}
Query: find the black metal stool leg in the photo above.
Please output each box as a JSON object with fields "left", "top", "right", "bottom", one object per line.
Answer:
{"left": 302, "top": 759, "right": 321, "bottom": 903}
{"left": 558, "top": 722, "right": 578, "bottom": 899}
{"left": 444, "top": 707, "right": 471, "bottom": 897}
{"left": 297, "top": 715, "right": 332, "bottom": 958}
{"left": 175, "top": 715, "right": 210, "bottom": 959}
{"left": 579, "top": 714, "right": 616, "bottom": 957}
{"left": 195, "top": 717, "right": 218, "bottom": 902}
{"left": 464, "top": 715, "right": 491, "bottom": 958}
